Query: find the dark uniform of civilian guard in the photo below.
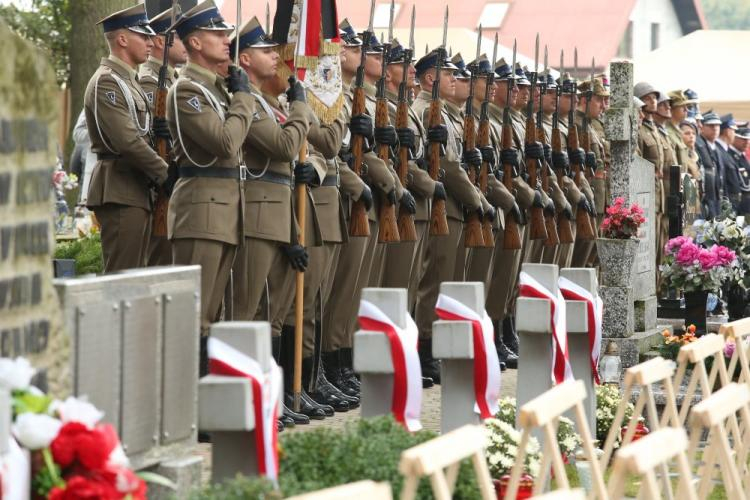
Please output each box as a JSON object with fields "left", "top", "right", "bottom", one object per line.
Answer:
{"left": 84, "top": 4, "right": 168, "bottom": 272}
{"left": 166, "top": 0, "right": 254, "bottom": 373}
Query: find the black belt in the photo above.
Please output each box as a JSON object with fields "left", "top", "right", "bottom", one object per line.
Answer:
{"left": 321, "top": 174, "right": 338, "bottom": 187}
{"left": 97, "top": 153, "right": 120, "bottom": 160}
{"left": 246, "top": 169, "right": 293, "bottom": 187}
{"left": 178, "top": 166, "right": 239, "bottom": 179}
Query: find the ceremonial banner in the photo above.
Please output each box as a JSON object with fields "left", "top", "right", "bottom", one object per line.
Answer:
{"left": 435, "top": 294, "right": 501, "bottom": 419}
{"left": 518, "top": 272, "right": 574, "bottom": 384}
{"left": 358, "top": 300, "right": 423, "bottom": 431}
{"left": 272, "top": 0, "right": 343, "bottom": 123}
{"left": 208, "top": 338, "right": 282, "bottom": 480}
{"left": 558, "top": 276, "right": 603, "bottom": 384}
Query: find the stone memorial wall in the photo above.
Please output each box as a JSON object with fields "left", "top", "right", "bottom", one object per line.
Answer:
{"left": 0, "top": 20, "right": 68, "bottom": 394}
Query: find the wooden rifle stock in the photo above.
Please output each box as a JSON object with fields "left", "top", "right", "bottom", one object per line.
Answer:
{"left": 349, "top": 86, "right": 371, "bottom": 237}
{"left": 476, "top": 117, "right": 494, "bottom": 248}
{"left": 394, "top": 99, "right": 417, "bottom": 241}
{"left": 375, "top": 96, "right": 400, "bottom": 243}
{"left": 462, "top": 113, "right": 484, "bottom": 248}
{"left": 525, "top": 113, "right": 547, "bottom": 241}
{"left": 151, "top": 78, "right": 170, "bottom": 237}
{"left": 537, "top": 125, "right": 559, "bottom": 247}
{"left": 427, "top": 98, "right": 449, "bottom": 236}
{"left": 551, "top": 128, "right": 574, "bottom": 244}
{"left": 500, "top": 123, "right": 522, "bottom": 250}
{"left": 568, "top": 124, "right": 595, "bottom": 241}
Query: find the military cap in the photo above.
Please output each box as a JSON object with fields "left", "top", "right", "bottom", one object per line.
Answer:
{"left": 451, "top": 53, "right": 471, "bottom": 79}
{"left": 468, "top": 54, "right": 493, "bottom": 76}
{"left": 541, "top": 72, "right": 557, "bottom": 90}
{"left": 667, "top": 90, "right": 697, "bottom": 108}
{"left": 702, "top": 111, "right": 721, "bottom": 125}
{"left": 657, "top": 91, "right": 670, "bottom": 104}
{"left": 684, "top": 88, "right": 699, "bottom": 102}
{"left": 494, "top": 58, "right": 514, "bottom": 80}
{"left": 339, "top": 19, "right": 362, "bottom": 47}
{"left": 386, "top": 39, "right": 415, "bottom": 65}
{"left": 149, "top": 6, "right": 181, "bottom": 35}
{"left": 415, "top": 48, "right": 457, "bottom": 77}
{"left": 633, "top": 96, "right": 645, "bottom": 108}
{"left": 557, "top": 72, "right": 576, "bottom": 94}
{"left": 361, "top": 32, "right": 384, "bottom": 54}
{"left": 633, "top": 81, "right": 661, "bottom": 100}
{"left": 578, "top": 78, "right": 610, "bottom": 97}
{"left": 721, "top": 113, "right": 737, "bottom": 131}
{"left": 173, "top": 0, "right": 233, "bottom": 40}
{"left": 596, "top": 73, "right": 610, "bottom": 89}
{"left": 514, "top": 63, "right": 530, "bottom": 86}
{"left": 230, "top": 16, "right": 278, "bottom": 54}
{"left": 98, "top": 3, "right": 155, "bottom": 36}
{"left": 736, "top": 126, "right": 750, "bottom": 140}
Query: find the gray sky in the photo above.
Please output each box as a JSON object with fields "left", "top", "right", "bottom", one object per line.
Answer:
{"left": 0, "top": 0, "right": 34, "bottom": 8}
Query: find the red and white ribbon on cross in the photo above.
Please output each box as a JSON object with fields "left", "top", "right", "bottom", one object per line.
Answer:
{"left": 208, "top": 337, "right": 282, "bottom": 480}
{"left": 558, "top": 276, "right": 604, "bottom": 384}
{"left": 0, "top": 437, "right": 30, "bottom": 500}
{"left": 518, "top": 271, "right": 574, "bottom": 384}
{"left": 358, "top": 300, "right": 423, "bottom": 431}
{"left": 435, "top": 294, "right": 501, "bottom": 419}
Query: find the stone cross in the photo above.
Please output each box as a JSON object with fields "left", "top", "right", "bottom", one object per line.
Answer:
{"left": 353, "top": 288, "right": 408, "bottom": 420}
{"left": 432, "top": 282, "right": 485, "bottom": 433}
{"left": 560, "top": 268, "right": 599, "bottom": 431}
{"left": 199, "top": 321, "right": 281, "bottom": 483}
{"left": 603, "top": 61, "right": 660, "bottom": 369}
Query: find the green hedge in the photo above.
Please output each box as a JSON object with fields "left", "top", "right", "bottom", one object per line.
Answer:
{"left": 53, "top": 233, "right": 103, "bottom": 275}
{"left": 189, "top": 417, "right": 482, "bottom": 499}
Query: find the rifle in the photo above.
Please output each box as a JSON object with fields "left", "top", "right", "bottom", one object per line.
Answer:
{"left": 552, "top": 50, "right": 574, "bottom": 244}
{"left": 567, "top": 49, "right": 595, "bottom": 241}
{"left": 477, "top": 34, "right": 502, "bottom": 248}
{"left": 374, "top": 0, "right": 400, "bottom": 243}
{"left": 525, "top": 35, "right": 547, "bottom": 242}
{"left": 348, "top": 0, "right": 377, "bottom": 238}
{"left": 395, "top": 6, "right": 418, "bottom": 242}
{"left": 150, "top": 0, "right": 178, "bottom": 238}
{"left": 501, "top": 40, "right": 522, "bottom": 250}
{"left": 426, "top": 6, "right": 450, "bottom": 236}
{"left": 580, "top": 57, "right": 596, "bottom": 182}
{"left": 537, "top": 47, "right": 559, "bottom": 248}
{"left": 462, "top": 27, "right": 485, "bottom": 248}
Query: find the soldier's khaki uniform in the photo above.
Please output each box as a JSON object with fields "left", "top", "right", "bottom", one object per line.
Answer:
{"left": 139, "top": 56, "right": 179, "bottom": 266}
{"left": 666, "top": 120, "right": 690, "bottom": 172}
{"left": 414, "top": 90, "right": 481, "bottom": 339}
{"left": 381, "top": 89, "right": 437, "bottom": 307}
{"left": 85, "top": 56, "right": 169, "bottom": 273}
{"left": 573, "top": 110, "right": 605, "bottom": 267}
{"left": 166, "top": 62, "right": 254, "bottom": 335}
{"left": 231, "top": 84, "right": 315, "bottom": 325}
{"left": 638, "top": 118, "right": 666, "bottom": 270}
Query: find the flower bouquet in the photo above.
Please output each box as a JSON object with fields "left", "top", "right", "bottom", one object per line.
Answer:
{"left": 595, "top": 384, "right": 634, "bottom": 446}
{"left": 599, "top": 197, "right": 646, "bottom": 239}
{"left": 485, "top": 418, "right": 540, "bottom": 499}
{"left": 660, "top": 237, "right": 742, "bottom": 293}
{"left": 597, "top": 198, "right": 646, "bottom": 287}
{"left": 657, "top": 325, "right": 697, "bottom": 361}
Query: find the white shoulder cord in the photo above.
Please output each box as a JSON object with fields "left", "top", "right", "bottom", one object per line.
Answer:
{"left": 172, "top": 79, "right": 225, "bottom": 168}
{"left": 93, "top": 72, "right": 151, "bottom": 154}
{"left": 242, "top": 92, "right": 275, "bottom": 179}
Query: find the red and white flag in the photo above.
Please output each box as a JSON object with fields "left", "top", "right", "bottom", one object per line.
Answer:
{"left": 435, "top": 294, "right": 501, "bottom": 419}
{"left": 358, "top": 300, "right": 423, "bottom": 431}
{"left": 558, "top": 276, "right": 603, "bottom": 384}
{"left": 518, "top": 272, "right": 574, "bottom": 384}
{"left": 208, "top": 338, "right": 282, "bottom": 481}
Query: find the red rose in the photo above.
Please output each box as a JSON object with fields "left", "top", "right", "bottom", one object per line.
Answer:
{"left": 48, "top": 476, "right": 118, "bottom": 500}
{"left": 51, "top": 422, "right": 118, "bottom": 471}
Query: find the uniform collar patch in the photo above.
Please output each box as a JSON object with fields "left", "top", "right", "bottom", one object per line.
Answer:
{"left": 187, "top": 96, "right": 201, "bottom": 112}
{"left": 106, "top": 91, "right": 117, "bottom": 104}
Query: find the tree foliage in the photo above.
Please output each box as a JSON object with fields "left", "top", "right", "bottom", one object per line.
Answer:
{"left": 702, "top": 0, "right": 750, "bottom": 30}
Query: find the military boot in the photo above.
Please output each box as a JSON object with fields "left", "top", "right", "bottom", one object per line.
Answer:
{"left": 279, "top": 327, "right": 326, "bottom": 420}
{"left": 322, "top": 350, "right": 359, "bottom": 397}
{"left": 304, "top": 356, "right": 354, "bottom": 412}
{"left": 418, "top": 338, "right": 441, "bottom": 384}
{"left": 500, "top": 318, "right": 518, "bottom": 369}
{"left": 338, "top": 347, "right": 361, "bottom": 389}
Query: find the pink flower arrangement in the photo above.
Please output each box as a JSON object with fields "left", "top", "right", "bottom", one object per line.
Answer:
{"left": 660, "top": 236, "right": 741, "bottom": 292}
{"left": 600, "top": 197, "right": 646, "bottom": 239}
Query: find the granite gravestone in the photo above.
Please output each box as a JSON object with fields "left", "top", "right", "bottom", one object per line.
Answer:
{"left": 602, "top": 61, "right": 665, "bottom": 368}
{"left": 0, "top": 20, "right": 68, "bottom": 394}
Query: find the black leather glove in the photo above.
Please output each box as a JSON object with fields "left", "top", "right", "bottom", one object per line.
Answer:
{"left": 485, "top": 206, "right": 496, "bottom": 222}
{"left": 475, "top": 205, "right": 484, "bottom": 220}
{"left": 282, "top": 244, "right": 309, "bottom": 272}
{"left": 433, "top": 181, "right": 447, "bottom": 201}
{"left": 225, "top": 65, "right": 251, "bottom": 94}
{"left": 562, "top": 203, "right": 573, "bottom": 221}
{"left": 578, "top": 197, "right": 594, "bottom": 216}
{"left": 462, "top": 147, "right": 482, "bottom": 168}
{"left": 510, "top": 202, "right": 523, "bottom": 225}
{"left": 162, "top": 165, "right": 178, "bottom": 197}
{"left": 427, "top": 124, "right": 449, "bottom": 145}
{"left": 524, "top": 141, "right": 544, "bottom": 161}
{"left": 397, "top": 127, "right": 415, "bottom": 152}
{"left": 532, "top": 190, "right": 544, "bottom": 208}
{"left": 359, "top": 184, "right": 373, "bottom": 211}
{"left": 294, "top": 161, "right": 316, "bottom": 185}
{"left": 500, "top": 148, "right": 519, "bottom": 169}
{"left": 569, "top": 147, "right": 586, "bottom": 166}
{"left": 386, "top": 188, "right": 398, "bottom": 206}
{"left": 494, "top": 169, "right": 504, "bottom": 181}
{"left": 350, "top": 114, "right": 374, "bottom": 141}
{"left": 585, "top": 151, "right": 597, "bottom": 171}
{"left": 374, "top": 125, "right": 398, "bottom": 147}
{"left": 152, "top": 117, "right": 171, "bottom": 141}
{"left": 551, "top": 150, "right": 570, "bottom": 172}
{"left": 544, "top": 198, "right": 556, "bottom": 215}
{"left": 480, "top": 146, "right": 496, "bottom": 167}
{"left": 286, "top": 78, "right": 307, "bottom": 103}
{"left": 400, "top": 189, "right": 417, "bottom": 214}
{"left": 415, "top": 156, "right": 428, "bottom": 171}
{"left": 543, "top": 143, "right": 552, "bottom": 166}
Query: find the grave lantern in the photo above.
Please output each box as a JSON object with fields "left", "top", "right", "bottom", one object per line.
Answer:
{"left": 599, "top": 341, "right": 622, "bottom": 384}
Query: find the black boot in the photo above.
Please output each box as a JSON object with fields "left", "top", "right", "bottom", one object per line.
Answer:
{"left": 418, "top": 338, "right": 441, "bottom": 384}
{"left": 280, "top": 327, "right": 327, "bottom": 419}
{"left": 305, "top": 357, "right": 352, "bottom": 412}
{"left": 339, "top": 348, "right": 361, "bottom": 389}
{"left": 283, "top": 391, "right": 327, "bottom": 419}
{"left": 502, "top": 316, "right": 520, "bottom": 356}
{"left": 322, "top": 350, "right": 359, "bottom": 397}
{"left": 277, "top": 419, "right": 285, "bottom": 432}
{"left": 279, "top": 412, "right": 296, "bottom": 428}
{"left": 200, "top": 336, "right": 209, "bottom": 377}
{"left": 319, "top": 369, "right": 359, "bottom": 408}
{"left": 283, "top": 403, "right": 309, "bottom": 425}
